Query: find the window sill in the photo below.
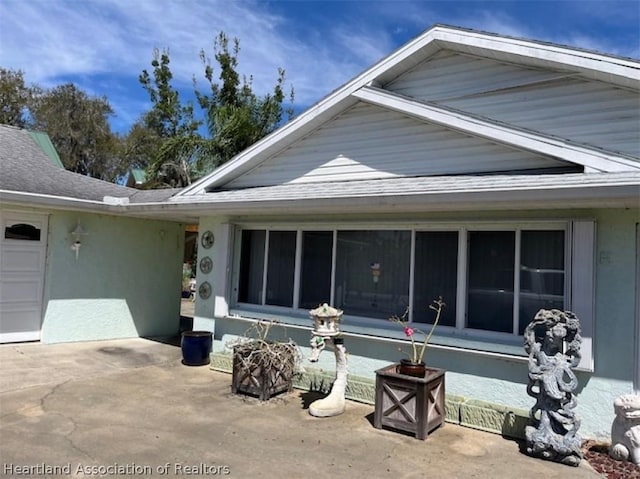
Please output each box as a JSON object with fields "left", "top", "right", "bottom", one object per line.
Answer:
{"left": 227, "top": 307, "right": 531, "bottom": 364}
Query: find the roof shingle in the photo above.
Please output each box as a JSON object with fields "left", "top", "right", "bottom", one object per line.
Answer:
{"left": 0, "top": 125, "right": 177, "bottom": 203}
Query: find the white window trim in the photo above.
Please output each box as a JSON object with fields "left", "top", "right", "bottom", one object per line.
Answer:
{"left": 260, "top": 231, "right": 269, "bottom": 306}
{"left": 455, "top": 229, "right": 467, "bottom": 333}
{"left": 568, "top": 220, "right": 596, "bottom": 371}
{"left": 292, "top": 230, "right": 302, "bottom": 310}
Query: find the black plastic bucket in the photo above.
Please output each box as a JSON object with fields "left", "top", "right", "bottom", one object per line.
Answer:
{"left": 181, "top": 331, "right": 212, "bottom": 366}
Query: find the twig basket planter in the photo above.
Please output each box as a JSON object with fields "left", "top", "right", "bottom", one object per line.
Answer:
{"left": 231, "top": 341, "right": 298, "bottom": 401}
{"left": 374, "top": 363, "right": 445, "bottom": 440}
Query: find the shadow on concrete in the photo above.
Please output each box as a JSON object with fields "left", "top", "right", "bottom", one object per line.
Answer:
{"left": 299, "top": 390, "right": 326, "bottom": 409}
{"left": 143, "top": 335, "right": 181, "bottom": 347}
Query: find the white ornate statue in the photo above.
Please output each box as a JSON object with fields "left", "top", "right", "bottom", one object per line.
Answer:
{"left": 610, "top": 394, "right": 640, "bottom": 465}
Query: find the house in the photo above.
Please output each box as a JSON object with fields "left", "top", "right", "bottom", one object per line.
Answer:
{"left": 0, "top": 125, "right": 188, "bottom": 343}
{"left": 174, "top": 25, "right": 639, "bottom": 438}
{"left": 1, "top": 24, "right": 638, "bottom": 440}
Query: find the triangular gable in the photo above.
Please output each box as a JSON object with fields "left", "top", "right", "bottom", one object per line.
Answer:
{"left": 179, "top": 25, "right": 640, "bottom": 196}
{"left": 387, "top": 51, "right": 639, "bottom": 157}
{"left": 224, "top": 102, "right": 575, "bottom": 189}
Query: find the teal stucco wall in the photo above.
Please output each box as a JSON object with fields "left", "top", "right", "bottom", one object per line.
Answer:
{"left": 41, "top": 211, "right": 184, "bottom": 343}
{"left": 197, "top": 207, "right": 639, "bottom": 439}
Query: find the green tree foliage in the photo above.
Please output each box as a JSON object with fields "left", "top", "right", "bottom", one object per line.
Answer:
{"left": 133, "top": 48, "right": 204, "bottom": 188}
{"left": 131, "top": 32, "right": 294, "bottom": 188}
{"left": 0, "top": 68, "right": 34, "bottom": 128}
{"left": 194, "top": 32, "right": 294, "bottom": 173}
{"left": 118, "top": 122, "right": 158, "bottom": 170}
{"left": 0, "top": 68, "right": 123, "bottom": 182}
{"left": 29, "top": 84, "right": 123, "bottom": 181}
{"left": 139, "top": 49, "right": 201, "bottom": 139}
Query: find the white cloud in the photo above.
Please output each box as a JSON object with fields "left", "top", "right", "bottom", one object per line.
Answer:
{"left": 0, "top": 2, "right": 268, "bottom": 84}
{"left": 1, "top": 0, "right": 637, "bottom": 133}
{"left": 0, "top": 0, "right": 381, "bottom": 115}
{"left": 0, "top": 0, "right": 315, "bottom": 128}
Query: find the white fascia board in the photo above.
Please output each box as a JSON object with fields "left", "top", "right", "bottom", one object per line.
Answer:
{"left": 0, "top": 190, "right": 190, "bottom": 222}
{"left": 0, "top": 190, "right": 107, "bottom": 212}
{"left": 430, "top": 26, "right": 640, "bottom": 89}
{"left": 353, "top": 86, "right": 640, "bottom": 173}
{"left": 162, "top": 181, "right": 640, "bottom": 216}
{"left": 99, "top": 171, "right": 640, "bottom": 217}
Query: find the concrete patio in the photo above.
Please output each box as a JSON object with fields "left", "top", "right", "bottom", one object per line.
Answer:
{"left": 0, "top": 338, "right": 600, "bottom": 478}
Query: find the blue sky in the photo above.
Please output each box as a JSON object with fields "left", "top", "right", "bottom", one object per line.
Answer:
{"left": 1, "top": 0, "right": 638, "bottom": 133}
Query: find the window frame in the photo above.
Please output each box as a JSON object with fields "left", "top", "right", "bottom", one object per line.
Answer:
{"left": 231, "top": 220, "right": 571, "bottom": 339}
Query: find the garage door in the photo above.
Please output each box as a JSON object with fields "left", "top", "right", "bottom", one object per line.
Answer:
{"left": 0, "top": 213, "right": 48, "bottom": 343}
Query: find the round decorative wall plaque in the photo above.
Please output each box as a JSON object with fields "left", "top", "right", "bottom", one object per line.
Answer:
{"left": 199, "top": 256, "right": 213, "bottom": 274}
{"left": 198, "top": 281, "right": 212, "bottom": 299}
{"left": 200, "top": 230, "right": 214, "bottom": 249}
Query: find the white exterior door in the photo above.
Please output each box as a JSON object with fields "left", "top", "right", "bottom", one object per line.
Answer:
{"left": 0, "top": 212, "right": 48, "bottom": 343}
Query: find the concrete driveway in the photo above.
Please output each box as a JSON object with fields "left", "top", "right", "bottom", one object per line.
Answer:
{"left": 0, "top": 338, "right": 599, "bottom": 478}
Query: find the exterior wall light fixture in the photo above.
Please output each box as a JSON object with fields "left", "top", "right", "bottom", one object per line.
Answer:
{"left": 70, "top": 220, "right": 88, "bottom": 259}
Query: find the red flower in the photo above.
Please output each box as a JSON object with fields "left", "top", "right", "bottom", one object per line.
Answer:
{"left": 404, "top": 327, "right": 414, "bottom": 337}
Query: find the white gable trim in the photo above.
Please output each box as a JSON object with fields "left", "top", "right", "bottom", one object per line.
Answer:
{"left": 429, "top": 27, "right": 639, "bottom": 90}
{"left": 178, "top": 25, "right": 640, "bottom": 196}
{"left": 352, "top": 86, "right": 640, "bottom": 173}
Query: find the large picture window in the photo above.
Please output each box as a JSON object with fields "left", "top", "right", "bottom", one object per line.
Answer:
{"left": 265, "top": 231, "right": 296, "bottom": 307}
{"left": 238, "top": 230, "right": 297, "bottom": 307}
{"left": 238, "top": 230, "right": 265, "bottom": 304}
{"left": 414, "top": 231, "right": 458, "bottom": 326}
{"left": 299, "top": 231, "right": 333, "bottom": 309}
{"left": 518, "top": 230, "right": 565, "bottom": 334}
{"left": 335, "top": 230, "right": 411, "bottom": 319}
{"left": 467, "top": 231, "right": 515, "bottom": 333}
{"left": 234, "top": 224, "right": 568, "bottom": 338}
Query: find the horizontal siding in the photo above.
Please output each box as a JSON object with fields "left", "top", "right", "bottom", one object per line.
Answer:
{"left": 386, "top": 51, "right": 639, "bottom": 158}
{"left": 225, "top": 103, "right": 569, "bottom": 189}
{"left": 387, "top": 50, "right": 570, "bottom": 101}
{"left": 440, "top": 79, "right": 640, "bottom": 157}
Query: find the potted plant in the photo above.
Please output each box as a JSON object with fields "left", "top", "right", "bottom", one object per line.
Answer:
{"left": 231, "top": 320, "right": 300, "bottom": 401}
{"left": 389, "top": 297, "right": 445, "bottom": 376}
{"left": 373, "top": 297, "right": 446, "bottom": 440}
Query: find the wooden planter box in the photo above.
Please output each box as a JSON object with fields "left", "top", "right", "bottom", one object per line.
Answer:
{"left": 231, "top": 342, "right": 297, "bottom": 401}
{"left": 374, "top": 363, "right": 445, "bottom": 440}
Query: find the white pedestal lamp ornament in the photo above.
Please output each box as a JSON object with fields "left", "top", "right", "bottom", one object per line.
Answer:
{"left": 308, "top": 304, "right": 347, "bottom": 417}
